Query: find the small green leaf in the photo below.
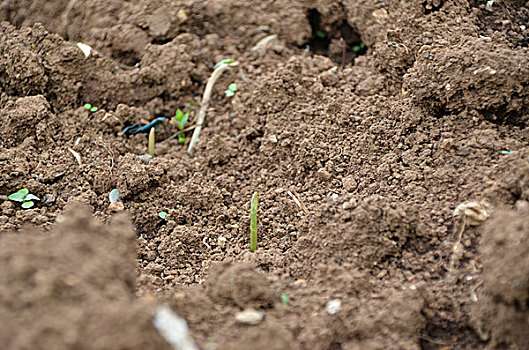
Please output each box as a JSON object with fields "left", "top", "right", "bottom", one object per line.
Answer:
{"left": 228, "top": 83, "right": 237, "bottom": 92}
{"left": 316, "top": 30, "right": 326, "bottom": 38}
{"left": 25, "top": 194, "right": 40, "bottom": 201}
{"left": 175, "top": 109, "right": 184, "bottom": 122}
{"left": 158, "top": 211, "right": 167, "bottom": 220}
{"left": 352, "top": 42, "right": 366, "bottom": 53}
{"left": 178, "top": 135, "right": 186, "bottom": 144}
{"left": 22, "top": 201, "right": 34, "bottom": 209}
{"left": 280, "top": 294, "right": 289, "bottom": 305}
{"left": 225, "top": 90, "right": 235, "bottom": 97}
{"left": 214, "top": 58, "right": 235, "bottom": 68}
{"left": 8, "top": 192, "right": 25, "bottom": 202}
{"left": 501, "top": 150, "right": 515, "bottom": 155}
{"left": 180, "top": 112, "right": 189, "bottom": 128}
{"left": 109, "top": 189, "right": 120, "bottom": 203}
{"left": 90, "top": 106, "right": 98, "bottom": 112}
{"left": 84, "top": 103, "right": 92, "bottom": 110}
{"left": 18, "top": 188, "right": 29, "bottom": 196}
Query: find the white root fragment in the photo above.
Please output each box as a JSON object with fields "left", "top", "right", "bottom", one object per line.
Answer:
{"left": 449, "top": 200, "right": 491, "bottom": 270}
{"left": 251, "top": 34, "right": 279, "bottom": 54}
{"left": 67, "top": 147, "right": 82, "bottom": 166}
{"left": 187, "top": 61, "right": 239, "bottom": 157}
{"left": 287, "top": 190, "right": 309, "bottom": 215}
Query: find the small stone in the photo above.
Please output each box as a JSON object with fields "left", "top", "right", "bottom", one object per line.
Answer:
{"left": 138, "top": 154, "right": 153, "bottom": 164}
{"left": 317, "top": 168, "right": 332, "bottom": 180}
{"left": 292, "top": 279, "right": 307, "bottom": 287}
{"left": 342, "top": 176, "right": 357, "bottom": 191}
{"left": 326, "top": 299, "right": 342, "bottom": 315}
{"left": 268, "top": 135, "right": 278, "bottom": 143}
{"left": 217, "top": 236, "right": 227, "bottom": 247}
{"left": 235, "top": 309, "right": 265, "bottom": 325}
{"left": 108, "top": 201, "right": 125, "bottom": 212}
{"left": 43, "top": 193, "right": 56, "bottom": 205}
{"left": 372, "top": 8, "right": 388, "bottom": 19}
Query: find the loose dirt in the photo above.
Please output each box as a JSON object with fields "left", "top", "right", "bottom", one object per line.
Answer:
{"left": 1, "top": 0, "right": 528, "bottom": 349}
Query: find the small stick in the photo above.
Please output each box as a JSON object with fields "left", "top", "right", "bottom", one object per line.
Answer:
{"left": 288, "top": 190, "right": 309, "bottom": 215}
{"left": 187, "top": 61, "right": 239, "bottom": 157}
{"left": 340, "top": 37, "right": 345, "bottom": 69}
{"left": 287, "top": 191, "right": 302, "bottom": 211}
{"left": 68, "top": 148, "right": 82, "bottom": 166}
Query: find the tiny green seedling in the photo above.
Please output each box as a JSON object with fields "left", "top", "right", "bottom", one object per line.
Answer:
{"left": 158, "top": 211, "right": 168, "bottom": 221}
{"left": 83, "top": 103, "right": 99, "bottom": 113}
{"left": 224, "top": 83, "right": 237, "bottom": 97}
{"left": 8, "top": 188, "right": 40, "bottom": 209}
{"left": 214, "top": 58, "right": 235, "bottom": 68}
{"left": 316, "top": 30, "right": 327, "bottom": 39}
{"left": 109, "top": 189, "right": 121, "bottom": 203}
{"left": 280, "top": 294, "right": 289, "bottom": 305}
{"left": 501, "top": 150, "right": 515, "bottom": 155}
{"left": 148, "top": 127, "right": 155, "bottom": 156}
{"left": 352, "top": 42, "right": 366, "bottom": 53}
{"left": 171, "top": 108, "right": 189, "bottom": 144}
{"left": 250, "top": 192, "right": 258, "bottom": 253}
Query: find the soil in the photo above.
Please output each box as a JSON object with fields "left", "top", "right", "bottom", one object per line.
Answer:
{"left": 0, "top": 0, "right": 528, "bottom": 349}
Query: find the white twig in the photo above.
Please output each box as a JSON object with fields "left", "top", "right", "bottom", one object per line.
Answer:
{"left": 68, "top": 148, "right": 82, "bottom": 166}
{"left": 287, "top": 190, "right": 309, "bottom": 215}
{"left": 187, "top": 61, "right": 239, "bottom": 157}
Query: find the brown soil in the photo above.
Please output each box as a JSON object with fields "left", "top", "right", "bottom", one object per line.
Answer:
{"left": 1, "top": 0, "right": 528, "bottom": 349}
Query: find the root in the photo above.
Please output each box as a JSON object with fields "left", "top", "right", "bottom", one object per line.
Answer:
{"left": 187, "top": 60, "right": 239, "bottom": 157}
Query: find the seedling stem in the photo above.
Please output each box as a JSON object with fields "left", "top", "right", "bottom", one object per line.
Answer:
{"left": 148, "top": 127, "right": 155, "bottom": 157}
{"left": 250, "top": 192, "right": 258, "bottom": 252}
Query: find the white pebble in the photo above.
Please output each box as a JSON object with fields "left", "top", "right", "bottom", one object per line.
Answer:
{"left": 235, "top": 309, "right": 265, "bottom": 325}
{"left": 326, "top": 299, "right": 342, "bottom": 315}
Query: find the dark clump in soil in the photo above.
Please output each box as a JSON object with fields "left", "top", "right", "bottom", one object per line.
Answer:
{"left": 471, "top": 204, "right": 529, "bottom": 349}
{"left": 1, "top": 0, "right": 529, "bottom": 349}
{"left": 0, "top": 204, "right": 171, "bottom": 350}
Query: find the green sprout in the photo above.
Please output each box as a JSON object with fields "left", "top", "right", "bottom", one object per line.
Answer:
{"left": 352, "top": 42, "right": 366, "bottom": 53}
{"left": 225, "top": 83, "right": 237, "bottom": 97}
{"left": 83, "top": 103, "right": 98, "bottom": 113}
{"left": 148, "top": 127, "right": 155, "bottom": 157}
{"left": 171, "top": 108, "right": 189, "bottom": 144}
{"left": 280, "top": 294, "right": 289, "bottom": 305}
{"left": 158, "top": 211, "right": 168, "bottom": 221}
{"left": 8, "top": 188, "right": 40, "bottom": 209}
{"left": 250, "top": 192, "right": 258, "bottom": 253}
{"left": 316, "top": 30, "right": 327, "bottom": 38}
{"left": 109, "top": 189, "right": 121, "bottom": 203}
{"left": 214, "top": 58, "right": 235, "bottom": 68}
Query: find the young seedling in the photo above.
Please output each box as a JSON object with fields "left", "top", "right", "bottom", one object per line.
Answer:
{"left": 280, "top": 293, "right": 289, "bottom": 305}
{"left": 352, "top": 42, "right": 366, "bottom": 54}
{"left": 108, "top": 188, "right": 124, "bottom": 212}
{"left": 109, "top": 189, "right": 121, "bottom": 203}
{"left": 250, "top": 192, "right": 258, "bottom": 253}
{"left": 83, "top": 103, "right": 99, "bottom": 112}
{"left": 339, "top": 37, "right": 345, "bottom": 69}
{"left": 158, "top": 211, "right": 168, "bottom": 221}
{"left": 171, "top": 108, "right": 189, "bottom": 144}
{"left": 8, "top": 188, "right": 40, "bottom": 209}
{"left": 188, "top": 59, "right": 240, "bottom": 156}
{"left": 148, "top": 127, "right": 155, "bottom": 157}
{"left": 316, "top": 30, "right": 327, "bottom": 39}
{"left": 214, "top": 58, "right": 235, "bottom": 68}
{"left": 224, "top": 83, "right": 237, "bottom": 97}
